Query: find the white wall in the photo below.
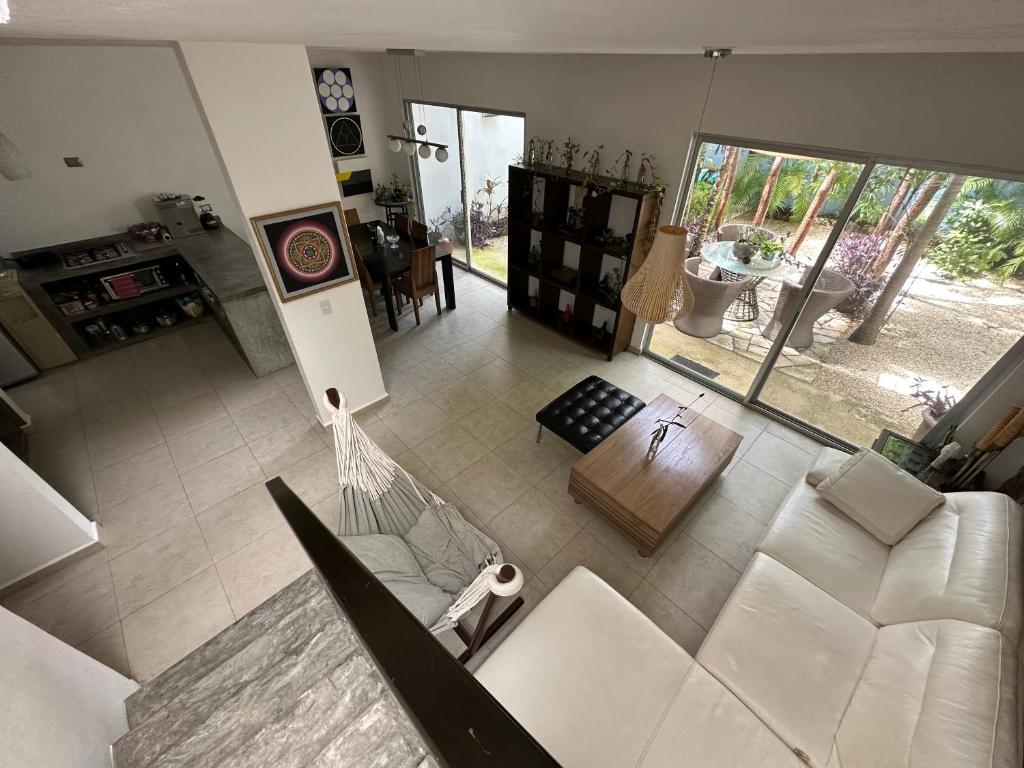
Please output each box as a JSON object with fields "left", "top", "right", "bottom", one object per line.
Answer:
{"left": 0, "top": 441, "right": 99, "bottom": 591}
{"left": 1, "top": 606, "right": 137, "bottom": 768}
{"left": 179, "top": 42, "right": 386, "bottom": 422}
{"left": 306, "top": 49, "right": 409, "bottom": 224}
{"left": 0, "top": 43, "right": 245, "bottom": 252}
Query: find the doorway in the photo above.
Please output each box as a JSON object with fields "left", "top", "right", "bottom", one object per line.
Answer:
{"left": 407, "top": 100, "right": 525, "bottom": 286}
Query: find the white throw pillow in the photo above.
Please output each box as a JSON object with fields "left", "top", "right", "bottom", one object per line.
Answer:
{"left": 816, "top": 449, "right": 944, "bottom": 545}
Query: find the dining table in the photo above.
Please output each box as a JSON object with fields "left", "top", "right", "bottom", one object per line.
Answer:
{"left": 701, "top": 240, "right": 794, "bottom": 322}
{"left": 347, "top": 219, "right": 456, "bottom": 332}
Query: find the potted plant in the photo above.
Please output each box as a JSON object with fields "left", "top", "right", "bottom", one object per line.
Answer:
{"left": 375, "top": 173, "right": 412, "bottom": 204}
{"left": 901, "top": 377, "right": 957, "bottom": 441}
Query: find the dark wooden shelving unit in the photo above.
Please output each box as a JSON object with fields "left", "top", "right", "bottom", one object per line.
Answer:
{"left": 505, "top": 164, "right": 662, "bottom": 360}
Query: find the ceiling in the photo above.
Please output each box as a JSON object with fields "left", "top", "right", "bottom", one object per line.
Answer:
{"left": 1, "top": 0, "right": 1023, "bottom": 54}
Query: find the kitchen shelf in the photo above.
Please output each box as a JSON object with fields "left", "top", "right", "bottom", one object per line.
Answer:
{"left": 78, "top": 314, "right": 212, "bottom": 353}
{"left": 57, "top": 283, "right": 199, "bottom": 322}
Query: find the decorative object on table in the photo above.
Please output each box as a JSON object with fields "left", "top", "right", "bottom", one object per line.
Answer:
{"left": 542, "top": 139, "right": 555, "bottom": 169}
{"left": 527, "top": 244, "right": 542, "bottom": 270}
{"left": 177, "top": 294, "right": 205, "bottom": 318}
{"left": 595, "top": 321, "right": 608, "bottom": 341}
{"left": 152, "top": 193, "right": 204, "bottom": 238}
{"left": 192, "top": 196, "right": 221, "bottom": 230}
{"left": 901, "top": 377, "right": 958, "bottom": 441}
{"left": 325, "top": 113, "right": 365, "bottom": 159}
{"left": 550, "top": 266, "right": 577, "bottom": 286}
{"left": 582, "top": 145, "right": 604, "bottom": 189}
{"left": 250, "top": 201, "right": 357, "bottom": 302}
{"left": 376, "top": 224, "right": 385, "bottom": 245}
{"left": 375, "top": 173, "right": 413, "bottom": 204}
{"left": 647, "top": 393, "right": 705, "bottom": 460}
{"left": 635, "top": 153, "right": 657, "bottom": 189}
{"left": 947, "top": 406, "right": 1024, "bottom": 489}
{"left": 621, "top": 225, "right": 688, "bottom": 323}
{"left": 607, "top": 149, "right": 633, "bottom": 190}
{"left": 565, "top": 206, "right": 584, "bottom": 231}
{"left": 525, "top": 136, "right": 542, "bottom": 167}
{"left": 127, "top": 221, "right": 168, "bottom": 243}
{"left": 339, "top": 168, "right": 374, "bottom": 197}
{"left": 322, "top": 388, "right": 524, "bottom": 656}
{"left": 561, "top": 303, "right": 573, "bottom": 324}
{"left": 386, "top": 233, "right": 401, "bottom": 250}
{"left": 598, "top": 266, "right": 623, "bottom": 305}
{"left": 871, "top": 429, "right": 936, "bottom": 476}
{"left": 560, "top": 137, "right": 581, "bottom": 173}
{"left": 383, "top": 50, "right": 449, "bottom": 162}
{"left": 313, "top": 67, "right": 357, "bottom": 114}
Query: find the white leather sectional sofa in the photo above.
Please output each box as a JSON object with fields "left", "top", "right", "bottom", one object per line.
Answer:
{"left": 475, "top": 447, "right": 1023, "bottom": 768}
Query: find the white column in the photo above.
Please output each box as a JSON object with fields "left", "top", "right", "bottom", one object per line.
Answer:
{"left": 177, "top": 42, "right": 386, "bottom": 423}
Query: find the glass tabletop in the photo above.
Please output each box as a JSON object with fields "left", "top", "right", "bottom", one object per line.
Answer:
{"left": 701, "top": 240, "right": 794, "bottom": 279}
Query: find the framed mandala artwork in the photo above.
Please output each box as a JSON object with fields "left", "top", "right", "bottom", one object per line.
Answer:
{"left": 251, "top": 202, "right": 357, "bottom": 302}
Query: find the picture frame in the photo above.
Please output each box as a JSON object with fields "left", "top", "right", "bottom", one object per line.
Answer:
{"left": 251, "top": 202, "right": 357, "bottom": 302}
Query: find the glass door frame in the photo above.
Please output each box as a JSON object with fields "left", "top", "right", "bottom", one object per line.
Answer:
{"left": 643, "top": 131, "right": 1024, "bottom": 450}
{"left": 404, "top": 98, "right": 526, "bottom": 289}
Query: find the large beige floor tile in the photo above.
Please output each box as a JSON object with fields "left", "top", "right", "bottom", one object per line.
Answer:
{"left": 446, "top": 454, "right": 530, "bottom": 523}
{"left": 277, "top": 448, "right": 337, "bottom": 508}
{"left": 585, "top": 514, "right": 681, "bottom": 578}
{"left": 628, "top": 581, "right": 707, "bottom": 656}
{"left": 647, "top": 534, "right": 741, "bottom": 630}
{"left": 77, "top": 621, "right": 132, "bottom": 678}
{"left": 717, "top": 459, "right": 793, "bottom": 524}
{"left": 155, "top": 391, "right": 229, "bottom": 441}
{"left": 458, "top": 401, "right": 532, "bottom": 450}
{"left": 536, "top": 529, "right": 642, "bottom": 598}
{"left": 489, "top": 489, "right": 587, "bottom": 573}
{"left": 231, "top": 395, "right": 305, "bottom": 442}
{"left": 215, "top": 525, "right": 312, "bottom": 618}
{"left": 433, "top": 378, "right": 495, "bottom": 417}
{"left": 407, "top": 357, "right": 465, "bottom": 395}
{"left": 8, "top": 367, "right": 79, "bottom": 419}
{"left": 179, "top": 445, "right": 265, "bottom": 513}
{"left": 28, "top": 417, "right": 92, "bottom": 484}
{"left": 359, "top": 420, "right": 407, "bottom": 459}
{"left": 74, "top": 348, "right": 140, "bottom": 405}
{"left": 9, "top": 561, "right": 118, "bottom": 646}
{"left": 410, "top": 424, "right": 488, "bottom": 482}
{"left": 197, "top": 482, "right": 284, "bottom": 562}
{"left": 493, "top": 425, "right": 578, "bottom": 481}
{"left": 121, "top": 567, "right": 234, "bottom": 683}
{"left": 498, "top": 379, "right": 558, "bottom": 420}
{"left": 216, "top": 375, "right": 284, "bottom": 414}
{"left": 765, "top": 420, "right": 824, "bottom": 455}
{"left": 394, "top": 450, "right": 445, "bottom": 495}
{"left": 1, "top": 548, "right": 109, "bottom": 611}
{"left": 86, "top": 414, "right": 166, "bottom": 472}
{"left": 743, "top": 430, "right": 816, "bottom": 485}
{"left": 441, "top": 339, "right": 498, "bottom": 374}
{"left": 110, "top": 517, "right": 213, "bottom": 617}
{"left": 146, "top": 370, "right": 216, "bottom": 413}
{"left": 167, "top": 415, "right": 245, "bottom": 473}
{"left": 685, "top": 493, "right": 766, "bottom": 571}
{"left": 248, "top": 420, "right": 327, "bottom": 477}
{"left": 467, "top": 358, "right": 532, "bottom": 398}
{"left": 94, "top": 444, "right": 178, "bottom": 510}
{"left": 99, "top": 477, "right": 193, "bottom": 559}
{"left": 380, "top": 398, "right": 452, "bottom": 446}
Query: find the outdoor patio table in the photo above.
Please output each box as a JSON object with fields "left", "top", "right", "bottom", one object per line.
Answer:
{"left": 702, "top": 240, "right": 794, "bottom": 322}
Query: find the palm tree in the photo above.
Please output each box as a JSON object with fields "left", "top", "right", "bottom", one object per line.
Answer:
{"left": 753, "top": 156, "right": 784, "bottom": 225}
{"left": 872, "top": 169, "right": 913, "bottom": 237}
{"left": 850, "top": 174, "right": 966, "bottom": 345}
{"left": 785, "top": 161, "right": 862, "bottom": 258}
{"left": 869, "top": 173, "right": 943, "bottom": 277}
{"left": 713, "top": 147, "right": 740, "bottom": 229}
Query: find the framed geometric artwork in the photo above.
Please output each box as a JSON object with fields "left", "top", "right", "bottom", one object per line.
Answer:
{"left": 313, "top": 67, "right": 357, "bottom": 114}
{"left": 250, "top": 202, "right": 357, "bottom": 302}
{"left": 325, "top": 113, "right": 365, "bottom": 160}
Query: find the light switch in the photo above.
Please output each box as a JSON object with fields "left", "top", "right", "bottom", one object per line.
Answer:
{"left": 63, "top": 157, "right": 84, "bottom": 167}
{"left": 319, "top": 299, "right": 333, "bottom": 315}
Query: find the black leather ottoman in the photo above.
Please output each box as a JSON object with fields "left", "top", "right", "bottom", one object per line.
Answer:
{"left": 535, "top": 376, "right": 646, "bottom": 454}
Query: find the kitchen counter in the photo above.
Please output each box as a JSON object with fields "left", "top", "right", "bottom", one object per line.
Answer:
{"left": 9, "top": 228, "right": 293, "bottom": 376}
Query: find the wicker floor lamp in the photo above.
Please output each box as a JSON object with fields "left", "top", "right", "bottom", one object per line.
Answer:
{"left": 621, "top": 225, "right": 691, "bottom": 324}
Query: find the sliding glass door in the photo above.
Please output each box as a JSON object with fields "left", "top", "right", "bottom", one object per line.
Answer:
{"left": 408, "top": 100, "right": 525, "bottom": 285}
{"left": 646, "top": 135, "right": 1024, "bottom": 448}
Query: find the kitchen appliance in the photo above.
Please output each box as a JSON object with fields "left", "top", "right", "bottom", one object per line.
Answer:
{"left": 100, "top": 265, "right": 169, "bottom": 300}
{"left": 153, "top": 193, "right": 204, "bottom": 238}
{"left": 0, "top": 270, "right": 76, "bottom": 370}
{"left": 62, "top": 241, "right": 133, "bottom": 270}
{"left": 0, "top": 326, "right": 37, "bottom": 386}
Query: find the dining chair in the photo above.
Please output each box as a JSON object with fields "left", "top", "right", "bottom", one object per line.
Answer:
{"left": 394, "top": 213, "right": 411, "bottom": 238}
{"left": 344, "top": 208, "right": 361, "bottom": 226}
{"left": 353, "top": 242, "right": 401, "bottom": 317}
{"left": 394, "top": 245, "right": 440, "bottom": 326}
{"left": 673, "top": 257, "right": 752, "bottom": 338}
{"left": 410, "top": 219, "right": 429, "bottom": 246}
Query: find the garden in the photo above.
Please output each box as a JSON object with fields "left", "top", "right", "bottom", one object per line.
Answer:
{"left": 428, "top": 176, "right": 510, "bottom": 283}
{"left": 650, "top": 144, "right": 1024, "bottom": 445}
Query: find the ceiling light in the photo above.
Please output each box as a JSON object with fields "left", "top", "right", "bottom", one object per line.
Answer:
{"left": 402, "top": 141, "right": 417, "bottom": 156}
{"left": 435, "top": 146, "right": 449, "bottom": 163}
{"left": 418, "top": 143, "right": 432, "bottom": 159}
{"left": 388, "top": 137, "right": 403, "bottom": 153}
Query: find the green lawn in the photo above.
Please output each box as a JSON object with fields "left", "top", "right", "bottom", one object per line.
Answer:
{"left": 470, "top": 245, "right": 508, "bottom": 284}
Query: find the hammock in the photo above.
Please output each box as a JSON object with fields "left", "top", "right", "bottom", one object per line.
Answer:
{"left": 324, "top": 390, "right": 523, "bottom": 635}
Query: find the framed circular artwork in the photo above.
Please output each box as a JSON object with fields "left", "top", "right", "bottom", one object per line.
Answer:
{"left": 313, "top": 67, "right": 357, "bottom": 114}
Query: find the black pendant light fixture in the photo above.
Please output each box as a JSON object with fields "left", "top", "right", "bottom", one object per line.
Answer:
{"left": 385, "top": 49, "right": 449, "bottom": 163}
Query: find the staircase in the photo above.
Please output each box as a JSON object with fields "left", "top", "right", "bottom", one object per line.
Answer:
{"left": 112, "top": 570, "right": 439, "bottom": 768}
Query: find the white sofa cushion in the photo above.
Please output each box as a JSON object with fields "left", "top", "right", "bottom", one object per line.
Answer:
{"left": 758, "top": 480, "right": 889, "bottom": 620}
{"left": 873, "top": 492, "right": 1023, "bottom": 643}
{"left": 832, "top": 620, "right": 1019, "bottom": 768}
{"left": 474, "top": 566, "right": 803, "bottom": 768}
{"left": 816, "top": 449, "right": 944, "bottom": 545}
{"left": 698, "top": 554, "right": 877, "bottom": 768}
{"left": 805, "top": 446, "right": 849, "bottom": 487}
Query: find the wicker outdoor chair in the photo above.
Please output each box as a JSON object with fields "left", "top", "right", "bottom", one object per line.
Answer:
{"left": 673, "top": 257, "right": 753, "bottom": 338}
{"left": 762, "top": 268, "right": 855, "bottom": 349}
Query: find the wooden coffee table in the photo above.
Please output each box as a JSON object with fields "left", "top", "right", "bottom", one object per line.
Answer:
{"left": 568, "top": 394, "right": 742, "bottom": 556}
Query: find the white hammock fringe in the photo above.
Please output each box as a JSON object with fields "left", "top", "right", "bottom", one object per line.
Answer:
{"left": 429, "top": 563, "right": 525, "bottom": 632}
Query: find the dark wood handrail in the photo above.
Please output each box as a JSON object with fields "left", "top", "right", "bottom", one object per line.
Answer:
{"left": 265, "top": 477, "right": 560, "bottom": 768}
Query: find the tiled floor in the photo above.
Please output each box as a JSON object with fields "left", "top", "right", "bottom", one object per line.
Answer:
{"left": 5, "top": 267, "right": 821, "bottom": 683}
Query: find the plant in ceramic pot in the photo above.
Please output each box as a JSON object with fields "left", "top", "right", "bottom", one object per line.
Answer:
{"left": 901, "top": 377, "right": 958, "bottom": 441}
